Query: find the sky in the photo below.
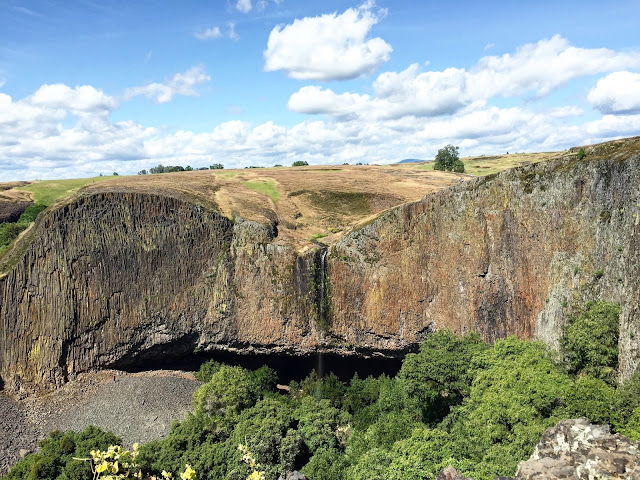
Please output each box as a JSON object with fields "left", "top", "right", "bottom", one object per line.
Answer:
{"left": 1, "top": 0, "right": 640, "bottom": 181}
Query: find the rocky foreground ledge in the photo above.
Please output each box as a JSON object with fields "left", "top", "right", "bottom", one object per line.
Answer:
{"left": 438, "top": 418, "right": 640, "bottom": 480}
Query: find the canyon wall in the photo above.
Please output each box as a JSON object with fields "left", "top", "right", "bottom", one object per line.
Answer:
{"left": 329, "top": 140, "right": 640, "bottom": 377}
{"left": 1, "top": 139, "right": 639, "bottom": 393}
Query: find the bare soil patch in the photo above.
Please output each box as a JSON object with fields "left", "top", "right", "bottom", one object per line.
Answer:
{"left": 0, "top": 369, "right": 200, "bottom": 475}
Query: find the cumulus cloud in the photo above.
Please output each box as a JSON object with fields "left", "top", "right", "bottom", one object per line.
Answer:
{"left": 588, "top": 71, "right": 640, "bottom": 114}
{"left": 29, "top": 84, "right": 117, "bottom": 113}
{"left": 195, "top": 24, "right": 238, "bottom": 40}
{"left": 124, "top": 65, "right": 210, "bottom": 104}
{"left": 288, "top": 65, "right": 473, "bottom": 120}
{"left": 263, "top": 1, "right": 392, "bottom": 81}
{"left": 3, "top": 83, "right": 640, "bottom": 181}
{"left": 288, "top": 36, "right": 640, "bottom": 121}
{"left": 194, "top": 26, "right": 222, "bottom": 40}
{"left": 469, "top": 35, "right": 640, "bottom": 98}
{"left": 3, "top": 35, "right": 640, "bottom": 181}
{"left": 0, "top": 89, "right": 156, "bottom": 181}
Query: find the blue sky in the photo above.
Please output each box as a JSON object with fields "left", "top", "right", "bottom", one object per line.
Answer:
{"left": 1, "top": 0, "right": 640, "bottom": 180}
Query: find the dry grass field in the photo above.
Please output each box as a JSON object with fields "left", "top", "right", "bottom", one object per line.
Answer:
{"left": 408, "top": 151, "right": 564, "bottom": 176}
{"left": 1, "top": 150, "right": 563, "bottom": 250}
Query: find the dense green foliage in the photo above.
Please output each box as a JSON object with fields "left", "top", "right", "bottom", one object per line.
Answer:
{"left": 0, "top": 222, "right": 27, "bottom": 249}
{"left": 7, "top": 301, "right": 635, "bottom": 480}
{"left": 433, "top": 144, "right": 465, "bottom": 173}
{"left": 3, "top": 426, "right": 120, "bottom": 480}
{"left": 292, "top": 161, "right": 309, "bottom": 167}
{"left": 561, "top": 301, "right": 620, "bottom": 383}
{"left": 398, "top": 331, "right": 488, "bottom": 424}
{"left": 0, "top": 203, "right": 47, "bottom": 250}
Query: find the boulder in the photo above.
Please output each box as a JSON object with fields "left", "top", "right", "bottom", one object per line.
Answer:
{"left": 515, "top": 418, "right": 640, "bottom": 479}
{"left": 436, "top": 466, "right": 473, "bottom": 480}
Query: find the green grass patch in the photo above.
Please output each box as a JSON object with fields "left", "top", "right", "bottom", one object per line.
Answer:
{"left": 242, "top": 179, "right": 281, "bottom": 202}
{"left": 17, "top": 176, "right": 116, "bottom": 206}
{"left": 215, "top": 171, "right": 239, "bottom": 180}
{"left": 413, "top": 163, "right": 434, "bottom": 170}
{"left": 310, "top": 232, "right": 328, "bottom": 241}
{"left": 411, "top": 155, "right": 547, "bottom": 177}
{"left": 306, "top": 190, "right": 371, "bottom": 216}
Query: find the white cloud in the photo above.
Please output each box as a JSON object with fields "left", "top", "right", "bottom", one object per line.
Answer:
{"left": 263, "top": 1, "right": 392, "bottom": 81}
{"left": 0, "top": 90, "right": 156, "bottom": 180}
{"left": 588, "top": 71, "right": 640, "bottom": 114}
{"left": 236, "top": 0, "right": 252, "bottom": 13}
{"left": 288, "top": 36, "right": 640, "bottom": 121}
{"left": 288, "top": 65, "right": 473, "bottom": 120}
{"left": 227, "top": 22, "right": 239, "bottom": 41}
{"left": 124, "top": 65, "right": 210, "bottom": 104}
{"left": 194, "top": 26, "right": 222, "bottom": 40}
{"left": 470, "top": 35, "right": 640, "bottom": 98}
{"left": 3, "top": 80, "right": 640, "bottom": 181}
{"left": 3, "top": 35, "right": 640, "bottom": 181}
{"left": 30, "top": 84, "right": 117, "bottom": 113}
{"left": 194, "top": 24, "right": 238, "bottom": 40}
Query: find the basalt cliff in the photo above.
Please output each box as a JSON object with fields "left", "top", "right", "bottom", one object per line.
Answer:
{"left": 1, "top": 137, "right": 639, "bottom": 393}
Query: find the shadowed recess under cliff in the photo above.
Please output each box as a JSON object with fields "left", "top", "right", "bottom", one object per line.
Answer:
{"left": 112, "top": 347, "right": 406, "bottom": 385}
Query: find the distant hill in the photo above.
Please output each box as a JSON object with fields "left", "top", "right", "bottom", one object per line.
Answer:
{"left": 398, "top": 158, "right": 429, "bottom": 164}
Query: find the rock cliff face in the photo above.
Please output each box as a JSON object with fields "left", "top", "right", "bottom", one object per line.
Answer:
{"left": 329, "top": 140, "right": 640, "bottom": 378}
{"left": 1, "top": 138, "right": 639, "bottom": 393}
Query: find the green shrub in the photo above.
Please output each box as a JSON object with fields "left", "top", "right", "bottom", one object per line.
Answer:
{"left": 614, "top": 370, "right": 640, "bottom": 432}
{"left": 621, "top": 407, "right": 640, "bottom": 441}
{"left": 3, "top": 426, "right": 120, "bottom": 480}
{"left": 398, "top": 331, "right": 487, "bottom": 424}
{"left": 448, "top": 337, "right": 571, "bottom": 479}
{"left": 193, "top": 365, "right": 261, "bottom": 423}
{"left": 0, "top": 222, "right": 27, "bottom": 248}
{"left": 561, "top": 301, "right": 620, "bottom": 383}
{"left": 195, "top": 359, "right": 222, "bottom": 382}
{"left": 292, "top": 161, "right": 309, "bottom": 167}
{"left": 577, "top": 148, "right": 586, "bottom": 160}
{"left": 17, "top": 203, "right": 46, "bottom": 224}
{"left": 562, "top": 375, "right": 617, "bottom": 425}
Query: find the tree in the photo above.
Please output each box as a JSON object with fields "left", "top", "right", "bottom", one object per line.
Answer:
{"left": 561, "top": 301, "right": 620, "bottom": 383}
{"left": 398, "top": 331, "right": 488, "bottom": 424}
{"left": 210, "top": 163, "right": 224, "bottom": 169}
{"left": 434, "top": 145, "right": 465, "bottom": 173}
{"left": 449, "top": 337, "right": 571, "bottom": 478}
{"left": 292, "top": 160, "right": 309, "bottom": 167}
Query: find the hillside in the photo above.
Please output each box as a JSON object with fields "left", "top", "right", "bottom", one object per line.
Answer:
{"left": 0, "top": 151, "right": 561, "bottom": 254}
{"left": 1, "top": 138, "right": 639, "bottom": 395}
